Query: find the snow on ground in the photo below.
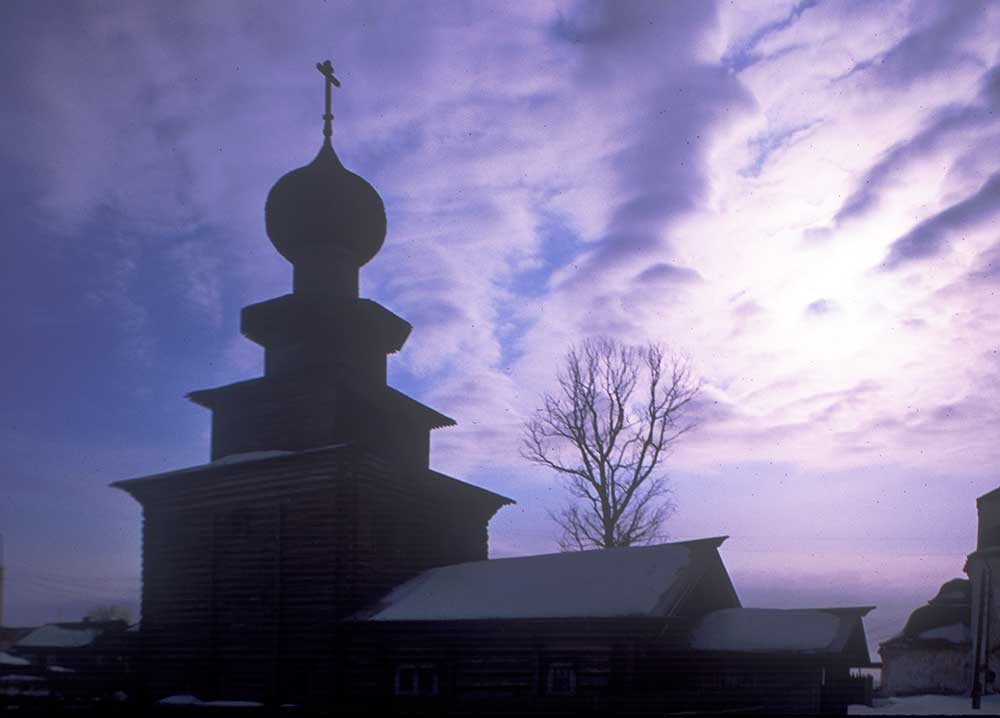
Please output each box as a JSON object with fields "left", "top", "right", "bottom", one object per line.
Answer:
{"left": 690, "top": 608, "right": 841, "bottom": 652}
{"left": 850, "top": 695, "right": 1000, "bottom": 714}
{"left": 367, "top": 543, "right": 692, "bottom": 620}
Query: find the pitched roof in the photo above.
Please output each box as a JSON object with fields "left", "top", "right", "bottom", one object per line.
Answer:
{"left": 978, "top": 485, "right": 1000, "bottom": 504}
{"left": 690, "top": 606, "right": 874, "bottom": 661}
{"left": 111, "top": 443, "right": 349, "bottom": 488}
{"left": 111, "top": 444, "right": 513, "bottom": 510}
{"left": 356, "top": 537, "right": 730, "bottom": 621}
{"left": 14, "top": 622, "right": 125, "bottom": 649}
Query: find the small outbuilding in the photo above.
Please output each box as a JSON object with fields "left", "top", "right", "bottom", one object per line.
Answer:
{"left": 8, "top": 620, "right": 137, "bottom": 703}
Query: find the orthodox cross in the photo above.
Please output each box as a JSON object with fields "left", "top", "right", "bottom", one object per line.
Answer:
{"left": 316, "top": 60, "right": 341, "bottom": 140}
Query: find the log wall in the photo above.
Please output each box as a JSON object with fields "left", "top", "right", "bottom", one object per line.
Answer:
{"left": 127, "top": 444, "right": 502, "bottom": 706}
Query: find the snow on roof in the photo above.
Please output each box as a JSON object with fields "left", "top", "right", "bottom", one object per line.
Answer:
{"left": 917, "top": 622, "right": 970, "bottom": 644}
{"left": 0, "top": 651, "right": 30, "bottom": 666}
{"left": 17, "top": 624, "right": 101, "bottom": 648}
{"left": 849, "top": 693, "right": 1000, "bottom": 714}
{"left": 0, "top": 675, "right": 45, "bottom": 684}
{"left": 691, "top": 608, "right": 844, "bottom": 653}
{"left": 159, "top": 695, "right": 202, "bottom": 705}
{"left": 363, "top": 542, "right": 695, "bottom": 621}
{"left": 211, "top": 450, "right": 295, "bottom": 465}
{"left": 113, "top": 443, "right": 350, "bottom": 486}
{"left": 158, "top": 695, "right": 264, "bottom": 709}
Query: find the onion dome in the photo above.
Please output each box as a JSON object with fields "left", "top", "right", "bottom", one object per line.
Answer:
{"left": 265, "top": 140, "right": 386, "bottom": 269}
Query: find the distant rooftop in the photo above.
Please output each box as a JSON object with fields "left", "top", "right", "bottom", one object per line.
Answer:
{"left": 17, "top": 624, "right": 101, "bottom": 649}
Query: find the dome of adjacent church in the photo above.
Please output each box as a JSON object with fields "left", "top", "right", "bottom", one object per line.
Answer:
{"left": 265, "top": 141, "right": 386, "bottom": 268}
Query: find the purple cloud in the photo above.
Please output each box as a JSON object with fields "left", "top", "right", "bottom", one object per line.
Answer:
{"left": 835, "top": 64, "right": 1000, "bottom": 225}
{"left": 635, "top": 262, "right": 703, "bottom": 285}
{"left": 837, "top": 2, "right": 989, "bottom": 88}
{"left": 805, "top": 298, "right": 838, "bottom": 316}
{"left": 549, "top": 1, "right": 753, "bottom": 285}
{"left": 880, "top": 170, "right": 1000, "bottom": 270}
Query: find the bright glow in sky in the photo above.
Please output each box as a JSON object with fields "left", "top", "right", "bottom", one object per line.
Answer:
{"left": 2, "top": 1, "right": 999, "bottom": 652}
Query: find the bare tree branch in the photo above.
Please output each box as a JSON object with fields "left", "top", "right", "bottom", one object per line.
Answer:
{"left": 521, "top": 336, "right": 700, "bottom": 550}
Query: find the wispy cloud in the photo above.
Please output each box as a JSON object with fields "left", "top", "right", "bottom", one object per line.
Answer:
{"left": 4, "top": 0, "right": 1000, "bottom": 634}
{"left": 881, "top": 171, "right": 1000, "bottom": 270}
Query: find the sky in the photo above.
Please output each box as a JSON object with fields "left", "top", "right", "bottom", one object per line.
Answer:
{"left": 1, "top": 0, "right": 999, "bottom": 653}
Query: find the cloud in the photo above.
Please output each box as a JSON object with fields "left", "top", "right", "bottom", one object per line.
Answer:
{"left": 6, "top": 0, "right": 1000, "bottom": 628}
{"left": 834, "top": 64, "right": 1000, "bottom": 226}
{"left": 880, "top": 170, "right": 1000, "bottom": 270}
{"left": 804, "top": 298, "right": 838, "bottom": 316}
{"left": 546, "top": 1, "right": 754, "bottom": 287}
{"left": 635, "top": 262, "right": 703, "bottom": 285}
{"left": 966, "top": 241, "right": 1000, "bottom": 284}
{"left": 836, "top": 2, "right": 989, "bottom": 88}
{"left": 741, "top": 121, "right": 818, "bottom": 177}
{"left": 721, "top": 0, "right": 820, "bottom": 73}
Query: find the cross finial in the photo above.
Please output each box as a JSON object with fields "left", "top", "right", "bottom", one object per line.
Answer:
{"left": 316, "top": 60, "right": 341, "bottom": 142}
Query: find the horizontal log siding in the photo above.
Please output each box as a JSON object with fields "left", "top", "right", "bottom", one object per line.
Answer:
{"left": 129, "top": 445, "right": 500, "bottom": 706}
{"left": 337, "top": 618, "right": 684, "bottom": 711}
{"left": 206, "top": 376, "right": 431, "bottom": 468}
{"left": 336, "top": 620, "right": 843, "bottom": 715}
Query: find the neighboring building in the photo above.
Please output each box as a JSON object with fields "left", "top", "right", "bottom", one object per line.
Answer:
{"left": 4, "top": 620, "right": 137, "bottom": 704}
{"left": 881, "top": 486, "right": 1000, "bottom": 699}
{"left": 967, "top": 486, "right": 1000, "bottom": 699}
{"left": 14, "top": 620, "right": 131, "bottom": 669}
{"left": 0, "top": 626, "right": 34, "bottom": 652}
{"left": 880, "top": 579, "right": 971, "bottom": 695}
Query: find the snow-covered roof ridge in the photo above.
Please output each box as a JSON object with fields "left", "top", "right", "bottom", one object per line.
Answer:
{"left": 356, "top": 537, "right": 729, "bottom": 622}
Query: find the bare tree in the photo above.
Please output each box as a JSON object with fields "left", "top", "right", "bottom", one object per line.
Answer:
{"left": 83, "top": 604, "right": 132, "bottom": 623}
{"left": 522, "top": 336, "right": 700, "bottom": 551}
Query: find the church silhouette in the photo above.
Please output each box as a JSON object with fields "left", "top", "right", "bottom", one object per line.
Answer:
{"left": 113, "top": 63, "right": 874, "bottom": 715}
{"left": 113, "top": 61, "right": 513, "bottom": 704}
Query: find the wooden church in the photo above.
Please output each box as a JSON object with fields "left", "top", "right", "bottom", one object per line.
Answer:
{"left": 112, "top": 62, "right": 513, "bottom": 705}
{"left": 113, "top": 63, "right": 876, "bottom": 714}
